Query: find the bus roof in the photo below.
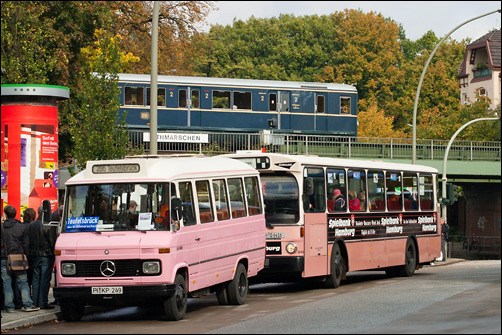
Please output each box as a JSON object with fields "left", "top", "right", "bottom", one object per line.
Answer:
{"left": 116, "top": 73, "right": 357, "bottom": 93}
{"left": 223, "top": 152, "right": 438, "bottom": 174}
{"left": 66, "top": 155, "right": 259, "bottom": 185}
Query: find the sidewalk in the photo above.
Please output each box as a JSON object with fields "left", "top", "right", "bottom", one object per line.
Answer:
{"left": 1, "top": 258, "right": 466, "bottom": 331}
{"left": 1, "top": 287, "right": 60, "bottom": 331}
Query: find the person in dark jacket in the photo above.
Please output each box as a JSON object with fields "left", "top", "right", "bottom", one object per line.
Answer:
{"left": 27, "top": 206, "right": 58, "bottom": 309}
{"left": 1, "top": 205, "right": 39, "bottom": 312}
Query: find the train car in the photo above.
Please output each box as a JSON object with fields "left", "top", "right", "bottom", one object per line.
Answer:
{"left": 117, "top": 73, "right": 358, "bottom": 136}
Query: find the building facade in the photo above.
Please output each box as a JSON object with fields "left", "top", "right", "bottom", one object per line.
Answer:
{"left": 458, "top": 29, "right": 501, "bottom": 109}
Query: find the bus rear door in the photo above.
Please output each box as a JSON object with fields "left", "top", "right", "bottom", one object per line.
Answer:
{"left": 303, "top": 212, "right": 328, "bottom": 277}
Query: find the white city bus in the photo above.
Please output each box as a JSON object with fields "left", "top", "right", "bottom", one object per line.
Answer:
{"left": 223, "top": 152, "right": 441, "bottom": 287}
{"left": 53, "top": 155, "right": 265, "bottom": 321}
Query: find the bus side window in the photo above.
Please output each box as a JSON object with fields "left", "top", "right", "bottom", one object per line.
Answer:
{"left": 386, "top": 172, "right": 402, "bottom": 211}
{"left": 245, "top": 176, "right": 262, "bottom": 216}
{"left": 196, "top": 180, "right": 213, "bottom": 223}
{"left": 212, "top": 179, "right": 230, "bottom": 221}
{"left": 368, "top": 170, "right": 385, "bottom": 211}
{"left": 348, "top": 170, "right": 366, "bottom": 211}
{"left": 419, "top": 174, "right": 434, "bottom": 210}
{"left": 228, "top": 178, "right": 246, "bottom": 218}
{"left": 179, "top": 181, "right": 196, "bottom": 226}
{"left": 326, "top": 169, "right": 346, "bottom": 212}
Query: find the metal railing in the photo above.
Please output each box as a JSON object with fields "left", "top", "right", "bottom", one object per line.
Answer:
{"left": 128, "top": 130, "right": 501, "bottom": 161}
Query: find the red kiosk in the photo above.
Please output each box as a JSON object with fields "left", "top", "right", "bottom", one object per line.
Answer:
{"left": 1, "top": 84, "right": 69, "bottom": 219}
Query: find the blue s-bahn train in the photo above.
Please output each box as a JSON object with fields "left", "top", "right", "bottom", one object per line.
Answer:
{"left": 117, "top": 73, "right": 358, "bottom": 136}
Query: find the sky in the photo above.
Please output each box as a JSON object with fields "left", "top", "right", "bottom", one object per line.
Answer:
{"left": 201, "top": 1, "right": 501, "bottom": 42}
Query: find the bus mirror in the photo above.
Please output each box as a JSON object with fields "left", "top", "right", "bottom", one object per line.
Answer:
{"left": 42, "top": 200, "right": 52, "bottom": 223}
{"left": 170, "top": 198, "right": 182, "bottom": 231}
{"left": 304, "top": 177, "right": 314, "bottom": 196}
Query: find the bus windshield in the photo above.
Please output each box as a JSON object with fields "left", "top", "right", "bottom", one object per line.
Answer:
{"left": 261, "top": 174, "right": 299, "bottom": 224}
{"left": 63, "top": 183, "right": 173, "bottom": 232}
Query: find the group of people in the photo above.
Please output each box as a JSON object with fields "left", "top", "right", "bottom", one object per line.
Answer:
{"left": 332, "top": 189, "right": 369, "bottom": 211}
{"left": 1, "top": 204, "right": 60, "bottom": 313}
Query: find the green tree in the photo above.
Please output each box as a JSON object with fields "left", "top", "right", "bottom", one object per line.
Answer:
{"left": 66, "top": 29, "right": 139, "bottom": 171}
{"left": 1, "top": 1, "right": 68, "bottom": 84}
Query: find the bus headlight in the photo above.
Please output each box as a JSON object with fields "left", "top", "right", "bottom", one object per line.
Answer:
{"left": 142, "top": 261, "right": 161, "bottom": 274}
{"left": 285, "top": 242, "right": 297, "bottom": 254}
{"left": 61, "top": 263, "right": 76, "bottom": 276}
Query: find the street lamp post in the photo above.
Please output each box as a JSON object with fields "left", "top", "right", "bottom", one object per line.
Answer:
{"left": 150, "top": 1, "right": 160, "bottom": 155}
{"left": 441, "top": 117, "right": 499, "bottom": 222}
{"left": 412, "top": 9, "right": 500, "bottom": 164}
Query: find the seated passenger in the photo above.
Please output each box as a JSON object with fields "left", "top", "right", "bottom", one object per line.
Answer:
{"left": 348, "top": 190, "right": 360, "bottom": 211}
{"left": 333, "top": 189, "right": 346, "bottom": 211}
{"left": 358, "top": 190, "right": 370, "bottom": 210}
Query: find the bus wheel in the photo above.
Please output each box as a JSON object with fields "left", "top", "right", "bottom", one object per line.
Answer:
{"left": 164, "top": 274, "right": 188, "bottom": 321}
{"left": 325, "top": 243, "right": 344, "bottom": 288}
{"left": 216, "top": 283, "right": 230, "bottom": 305}
{"left": 227, "top": 263, "right": 248, "bottom": 305}
{"left": 399, "top": 239, "right": 417, "bottom": 277}
{"left": 59, "top": 299, "right": 85, "bottom": 322}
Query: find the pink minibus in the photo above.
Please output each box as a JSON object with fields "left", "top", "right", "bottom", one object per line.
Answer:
{"left": 53, "top": 155, "right": 265, "bottom": 321}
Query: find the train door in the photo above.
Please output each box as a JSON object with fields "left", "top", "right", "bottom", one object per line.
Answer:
{"left": 314, "top": 93, "right": 327, "bottom": 131}
{"left": 278, "top": 91, "right": 290, "bottom": 130}
{"left": 179, "top": 86, "right": 201, "bottom": 127}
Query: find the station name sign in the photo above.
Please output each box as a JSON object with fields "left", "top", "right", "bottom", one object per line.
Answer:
{"left": 92, "top": 163, "right": 140, "bottom": 174}
{"left": 143, "top": 132, "right": 209, "bottom": 143}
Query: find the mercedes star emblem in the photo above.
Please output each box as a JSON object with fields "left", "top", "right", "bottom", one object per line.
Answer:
{"left": 100, "top": 260, "right": 116, "bottom": 277}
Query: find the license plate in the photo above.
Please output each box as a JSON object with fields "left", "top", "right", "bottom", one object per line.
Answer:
{"left": 266, "top": 232, "right": 285, "bottom": 240}
{"left": 92, "top": 286, "right": 123, "bottom": 295}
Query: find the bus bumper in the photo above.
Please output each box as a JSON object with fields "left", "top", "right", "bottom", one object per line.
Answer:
{"left": 263, "top": 256, "right": 304, "bottom": 273}
{"left": 53, "top": 284, "right": 176, "bottom": 306}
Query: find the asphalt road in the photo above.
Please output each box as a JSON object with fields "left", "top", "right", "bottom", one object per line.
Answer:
{"left": 9, "top": 260, "right": 501, "bottom": 334}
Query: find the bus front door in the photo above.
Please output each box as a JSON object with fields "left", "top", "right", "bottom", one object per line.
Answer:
{"left": 303, "top": 212, "right": 328, "bottom": 277}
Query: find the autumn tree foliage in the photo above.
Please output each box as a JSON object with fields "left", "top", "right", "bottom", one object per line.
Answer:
{"left": 1, "top": 1, "right": 499, "bottom": 167}
{"left": 1, "top": 1, "right": 215, "bottom": 167}
{"left": 357, "top": 104, "right": 407, "bottom": 139}
{"left": 65, "top": 29, "right": 140, "bottom": 171}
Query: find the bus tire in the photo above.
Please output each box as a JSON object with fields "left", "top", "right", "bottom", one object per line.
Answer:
{"left": 216, "top": 283, "right": 230, "bottom": 305}
{"left": 59, "top": 299, "right": 85, "bottom": 322}
{"left": 399, "top": 239, "right": 417, "bottom": 277}
{"left": 325, "top": 243, "right": 344, "bottom": 289}
{"left": 227, "top": 263, "right": 248, "bottom": 305}
{"left": 164, "top": 274, "right": 188, "bottom": 321}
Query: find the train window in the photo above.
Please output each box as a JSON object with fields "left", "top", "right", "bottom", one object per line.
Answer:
{"left": 233, "top": 91, "right": 251, "bottom": 110}
{"left": 125, "top": 87, "right": 144, "bottom": 106}
{"left": 317, "top": 95, "right": 325, "bottom": 114}
{"left": 179, "top": 89, "right": 187, "bottom": 108}
{"left": 192, "top": 90, "right": 200, "bottom": 108}
{"left": 269, "top": 93, "right": 277, "bottom": 111}
{"left": 146, "top": 88, "right": 166, "bottom": 106}
{"left": 213, "top": 90, "right": 231, "bottom": 109}
{"left": 341, "top": 97, "right": 351, "bottom": 114}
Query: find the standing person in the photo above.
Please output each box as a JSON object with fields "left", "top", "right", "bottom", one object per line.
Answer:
{"left": 15, "top": 208, "right": 37, "bottom": 309}
{"left": 27, "top": 206, "right": 57, "bottom": 309}
{"left": 1, "top": 205, "right": 40, "bottom": 312}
